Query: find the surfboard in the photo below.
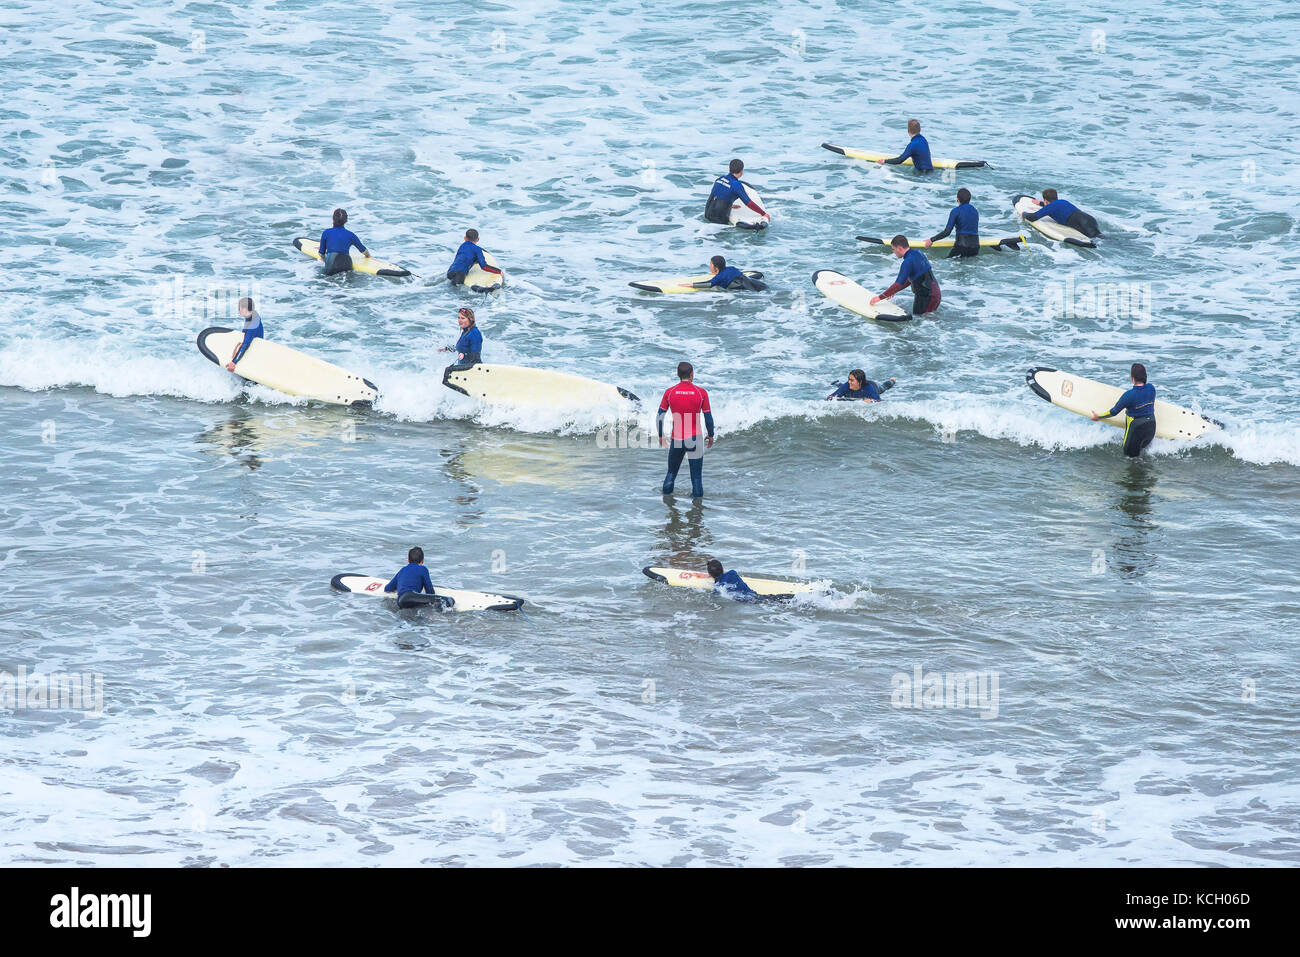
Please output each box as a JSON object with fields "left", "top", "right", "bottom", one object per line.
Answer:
{"left": 330, "top": 573, "right": 523, "bottom": 612}
{"left": 857, "top": 235, "right": 1027, "bottom": 251}
{"left": 1026, "top": 367, "right": 1222, "bottom": 440}
{"left": 463, "top": 250, "right": 505, "bottom": 292}
{"left": 729, "top": 184, "right": 770, "bottom": 230}
{"left": 197, "top": 327, "right": 379, "bottom": 408}
{"left": 1012, "top": 196, "right": 1097, "bottom": 248}
{"left": 443, "top": 363, "right": 639, "bottom": 408}
{"left": 629, "top": 270, "right": 764, "bottom": 293}
{"left": 822, "top": 142, "right": 986, "bottom": 169}
{"left": 812, "top": 269, "right": 910, "bottom": 321}
{"left": 292, "top": 237, "right": 412, "bottom": 277}
{"left": 642, "top": 566, "right": 815, "bottom": 602}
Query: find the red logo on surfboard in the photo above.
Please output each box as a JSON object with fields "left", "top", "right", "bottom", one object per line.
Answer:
{"left": 365, "top": 582, "right": 381, "bottom": 592}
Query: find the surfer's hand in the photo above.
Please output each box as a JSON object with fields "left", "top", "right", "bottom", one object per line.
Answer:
{"left": 1090, "top": 412, "right": 1100, "bottom": 421}
{"left": 225, "top": 362, "right": 236, "bottom": 372}
{"left": 924, "top": 239, "right": 932, "bottom": 247}
{"left": 869, "top": 295, "right": 880, "bottom": 305}
{"left": 706, "top": 436, "right": 714, "bottom": 449}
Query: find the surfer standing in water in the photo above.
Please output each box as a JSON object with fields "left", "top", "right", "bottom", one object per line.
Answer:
{"left": 1092, "top": 362, "right": 1157, "bottom": 458}
{"left": 225, "top": 297, "right": 262, "bottom": 371}
{"left": 439, "top": 307, "right": 482, "bottom": 370}
{"left": 317, "top": 208, "right": 369, "bottom": 275}
{"left": 446, "top": 229, "right": 503, "bottom": 286}
{"left": 658, "top": 361, "right": 714, "bottom": 500}
{"left": 871, "top": 237, "right": 941, "bottom": 316}
{"left": 1022, "top": 189, "right": 1102, "bottom": 238}
{"left": 877, "top": 119, "right": 933, "bottom": 172}
{"left": 704, "top": 159, "right": 768, "bottom": 225}
{"left": 926, "top": 188, "right": 980, "bottom": 258}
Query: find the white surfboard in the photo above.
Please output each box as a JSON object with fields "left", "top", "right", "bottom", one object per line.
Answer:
{"left": 812, "top": 269, "right": 910, "bottom": 321}
{"left": 443, "top": 363, "right": 639, "bottom": 408}
{"left": 330, "top": 574, "right": 524, "bottom": 612}
{"left": 1013, "top": 195, "right": 1097, "bottom": 248}
{"left": 629, "top": 270, "right": 764, "bottom": 293}
{"left": 642, "top": 566, "right": 816, "bottom": 601}
{"left": 729, "top": 184, "right": 770, "bottom": 230}
{"left": 293, "top": 237, "right": 412, "bottom": 277}
{"left": 463, "top": 250, "right": 505, "bottom": 292}
{"left": 857, "top": 235, "right": 1027, "bottom": 251}
{"left": 822, "top": 142, "right": 987, "bottom": 169}
{"left": 1026, "top": 367, "right": 1222, "bottom": 440}
{"left": 197, "top": 327, "right": 379, "bottom": 407}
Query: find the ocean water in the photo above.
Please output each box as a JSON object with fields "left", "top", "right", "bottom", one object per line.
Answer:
{"left": 2, "top": 0, "right": 1298, "bottom": 866}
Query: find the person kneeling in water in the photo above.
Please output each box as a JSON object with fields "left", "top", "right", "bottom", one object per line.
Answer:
{"left": 826, "top": 369, "right": 896, "bottom": 402}
{"left": 439, "top": 307, "right": 482, "bottom": 371}
{"left": 225, "top": 297, "right": 263, "bottom": 371}
{"left": 1022, "top": 188, "right": 1102, "bottom": 238}
{"left": 926, "top": 188, "right": 980, "bottom": 258}
{"left": 384, "top": 546, "right": 437, "bottom": 605}
{"left": 702, "top": 255, "right": 767, "bottom": 291}
{"left": 707, "top": 559, "right": 758, "bottom": 603}
{"left": 1092, "top": 362, "right": 1157, "bottom": 458}
{"left": 318, "top": 208, "right": 370, "bottom": 275}
{"left": 871, "top": 236, "right": 941, "bottom": 316}
{"left": 446, "top": 229, "right": 503, "bottom": 286}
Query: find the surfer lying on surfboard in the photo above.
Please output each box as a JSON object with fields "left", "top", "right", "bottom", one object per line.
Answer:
{"left": 385, "top": 547, "right": 438, "bottom": 603}
{"left": 1021, "top": 189, "right": 1102, "bottom": 238}
{"left": 1091, "top": 362, "right": 1157, "bottom": 457}
{"left": 826, "top": 370, "right": 896, "bottom": 402}
{"left": 705, "top": 255, "right": 767, "bottom": 291}
{"left": 224, "top": 297, "right": 263, "bottom": 372}
{"left": 438, "top": 307, "right": 482, "bottom": 370}
{"left": 704, "top": 159, "right": 767, "bottom": 225}
{"left": 877, "top": 119, "right": 933, "bottom": 172}
{"left": 707, "top": 559, "right": 758, "bottom": 602}
{"left": 447, "top": 229, "right": 503, "bottom": 286}
{"left": 319, "top": 208, "right": 370, "bottom": 275}
{"left": 926, "top": 188, "right": 980, "bottom": 257}
{"left": 870, "top": 237, "right": 941, "bottom": 316}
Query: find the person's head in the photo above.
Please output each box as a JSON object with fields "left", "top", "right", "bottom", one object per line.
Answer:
{"left": 408, "top": 546, "right": 424, "bottom": 565}
{"left": 332, "top": 208, "right": 348, "bottom": 228}
{"left": 1041, "top": 188, "right": 1058, "bottom": 203}
{"left": 458, "top": 307, "right": 475, "bottom": 330}
{"left": 710, "top": 255, "right": 726, "bottom": 274}
{"left": 677, "top": 361, "right": 694, "bottom": 381}
{"left": 729, "top": 158, "right": 743, "bottom": 176}
{"left": 238, "top": 297, "right": 255, "bottom": 318}
{"left": 848, "top": 369, "right": 866, "bottom": 391}
{"left": 957, "top": 187, "right": 971, "bottom": 204}
{"left": 907, "top": 118, "right": 921, "bottom": 136}
{"left": 891, "top": 234, "right": 910, "bottom": 256}
{"left": 1130, "top": 362, "right": 1147, "bottom": 385}
{"left": 465, "top": 228, "right": 479, "bottom": 243}
{"left": 706, "top": 559, "right": 723, "bottom": 580}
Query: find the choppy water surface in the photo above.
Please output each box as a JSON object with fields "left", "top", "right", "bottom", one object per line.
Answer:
{"left": 1, "top": 0, "right": 1298, "bottom": 865}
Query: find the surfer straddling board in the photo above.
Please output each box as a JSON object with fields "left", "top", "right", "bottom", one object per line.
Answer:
{"left": 438, "top": 307, "right": 482, "bottom": 371}
{"left": 447, "top": 229, "right": 503, "bottom": 287}
{"left": 707, "top": 559, "right": 758, "bottom": 602}
{"left": 704, "top": 159, "right": 768, "bottom": 225}
{"left": 1021, "top": 189, "right": 1102, "bottom": 239}
{"left": 925, "top": 189, "right": 980, "bottom": 258}
{"left": 826, "top": 370, "right": 896, "bottom": 402}
{"left": 1091, "top": 362, "right": 1158, "bottom": 458}
{"left": 871, "top": 237, "right": 941, "bottom": 316}
{"left": 318, "top": 209, "right": 370, "bottom": 275}
{"left": 224, "top": 297, "right": 263, "bottom": 372}
{"left": 877, "top": 119, "right": 933, "bottom": 173}
{"left": 658, "top": 361, "right": 714, "bottom": 500}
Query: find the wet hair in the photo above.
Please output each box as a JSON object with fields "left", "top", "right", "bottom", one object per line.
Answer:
{"left": 957, "top": 188, "right": 971, "bottom": 204}
{"left": 1131, "top": 362, "right": 1147, "bottom": 384}
{"left": 677, "top": 361, "right": 694, "bottom": 380}
{"left": 458, "top": 307, "right": 475, "bottom": 326}
{"left": 891, "top": 234, "right": 910, "bottom": 248}
{"left": 706, "top": 559, "right": 723, "bottom": 579}
{"left": 465, "top": 228, "right": 479, "bottom": 242}
{"left": 333, "top": 208, "right": 347, "bottom": 228}
{"left": 238, "top": 297, "right": 255, "bottom": 313}
{"left": 408, "top": 546, "right": 424, "bottom": 564}
{"left": 1042, "top": 188, "right": 1058, "bottom": 203}
{"left": 907, "top": 119, "right": 920, "bottom": 135}
{"left": 849, "top": 369, "right": 866, "bottom": 387}
{"left": 729, "top": 159, "right": 743, "bottom": 176}
{"left": 711, "top": 255, "right": 726, "bottom": 270}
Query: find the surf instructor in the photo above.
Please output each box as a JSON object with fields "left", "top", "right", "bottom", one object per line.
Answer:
{"left": 871, "top": 236, "right": 941, "bottom": 316}
{"left": 658, "top": 361, "right": 714, "bottom": 500}
{"left": 704, "top": 159, "right": 767, "bottom": 225}
{"left": 225, "top": 297, "right": 262, "bottom": 371}
{"left": 439, "top": 307, "right": 482, "bottom": 370}
{"left": 878, "top": 119, "right": 933, "bottom": 172}
{"left": 318, "top": 208, "right": 370, "bottom": 275}
{"left": 1092, "top": 362, "right": 1157, "bottom": 458}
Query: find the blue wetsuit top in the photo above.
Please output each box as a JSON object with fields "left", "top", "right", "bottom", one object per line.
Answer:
{"left": 895, "top": 248, "right": 933, "bottom": 286}
{"left": 385, "top": 563, "right": 435, "bottom": 597}
{"left": 455, "top": 326, "right": 483, "bottom": 358}
{"left": 887, "top": 134, "right": 932, "bottom": 172}
{"left": 1024, "top": 199, "right": 1079, "bottom": 225}
{"left": 232, "top": 311, "right": 263, "bottom": 363}
{"left": 933, "top": 202, "right": 979, "bottom": 240}
{"left": 829, "top": 380, "right": 882, "bottom": 401}
{"left": 318, "top": 226, "right": 366, "bottom": 256}
{"left": 1100, "top": 383, "right": 1156, "bottom": 420}
{"left": 714, "top": 570, "right": 758, "bottom": 602}
{"left": 708, "top": 266, "right": 744, "bottom": 288}
{"left": 449, "top": 240, "right": 490, "bottom": 274}
{"left": 708, "top": 173, "right": 756, "bottom": 208}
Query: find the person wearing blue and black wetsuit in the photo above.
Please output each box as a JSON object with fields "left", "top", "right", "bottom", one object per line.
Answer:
{"left": 826, "top": 369, "right": 896, "bottom": 402}
{"left": 446, "top": 228, "right": 503, "bottom": 286}
{"left": 384, "top": 546, "right": 439, "bottom": 608}
{"left": 1092, "top": 362, "right": 1157, "bottom": 458}
{"left": 700, "top": 255, "right": 767, "bottom": 291}
{"left": 926, "top": 188, "right": 980, "bottom": 258}
{"left": 707, "top": 559, "right": 758, "bottom": 603}
{"left": 1022, "top": 188, "right": 1101, "bottom": 238}
{"left": 877, "top": 119, "right": 933, "bottom": 173}
{"left": 871, "top": 236, "right": 941, "bottom": 316}
{"left": 224, "top": 297, "right": 263, "bottom": 372}
{"left": 439, "top": 307, "right": 482, "bottom": 371}
{"left": 318, "top": 208, "right": 369, "bottom": 275}
{"left": 704, "top": 159, "right": 768, "bottom": 225}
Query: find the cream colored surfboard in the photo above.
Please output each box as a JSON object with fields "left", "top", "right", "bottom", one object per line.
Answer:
{"left": 822, "top": 142, "right": 986, "bottom": 169}
{"left": 1013, "top": 196, "right": 1096, "bottom": 248}
{"left": 812, "top": 269, "right": 910, "bottom": 321}
{"left": 330, "top": 574, "right": 523, "bottom": 612}
{"left": 629, "top": 270, "right": 764, "bottom": 293}
{"left": 443, "top": 363, "right": 639, "bottom": 408}
{"left": 1026, "top": 367, "right": 1222, "bottom": 440}
{"left": 857, "top": 235, "right": 1027, "bottom": 251}
{"left": 642, "top": 566, "right": 816, "bottom": 600}
{"left": 729, "top": 185, "right": 771, "bottom": 229}
{"left": 292, "top": 237, "right": 412, "bottom": 276}
{"left": 463, "top": 250, "right": 505, "bottom": 291}
{"left": 197, "top": 327, "right": 378, "bottom": 407}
